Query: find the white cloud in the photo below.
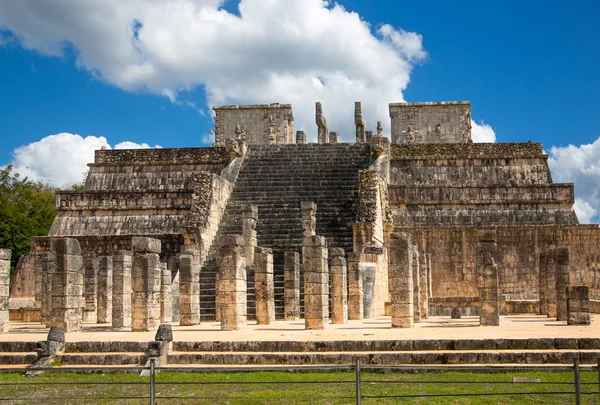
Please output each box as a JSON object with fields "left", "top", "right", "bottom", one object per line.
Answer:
{"left": 471, "top": 120, "right": 496, "bottom": 143}
{"left": 0, "top": 0, "right": 427, "bottom": 141}
{"left": 548, "top": 137, "right": 600, "bottom": 224}
{"left": 7, "top": 133, "right": 159, "bottom": 187}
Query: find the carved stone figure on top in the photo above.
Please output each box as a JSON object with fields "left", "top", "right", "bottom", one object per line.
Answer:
{"left": 226, "top": 138, "right": 241, "bottom": 158}
{"left": 354, "top": 102, "right": 366, "bottom": 143}
{"left": 377, "top": 121, "right": 383, "bottom": 137}
{"left": 315, "top": 102, "right": 328, "bottom": 144}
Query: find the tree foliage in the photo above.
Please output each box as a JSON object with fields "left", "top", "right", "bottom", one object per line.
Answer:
{"left": 0, "top": 165, "right": 57, "bottom": 277}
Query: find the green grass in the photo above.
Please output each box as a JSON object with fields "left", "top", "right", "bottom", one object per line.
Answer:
{"left": 0, "top": 370, "right": 597, "bottom": 404}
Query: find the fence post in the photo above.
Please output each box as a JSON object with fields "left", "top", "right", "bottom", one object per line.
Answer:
{"left": 355, "top": 356, "right": 361, "bottom": 405}
{"left": 150, "top": 357, "right": 156, "bottom": 405}
{"left": 574, "top": 354, "right": 581, "bottom": 405}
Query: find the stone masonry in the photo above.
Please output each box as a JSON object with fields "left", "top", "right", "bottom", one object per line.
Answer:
{"left": 412, "top": 246, "right": 421, "bottom": 323}
{"left": 555, "top": 247, "right": 570, "bottom": 322}
{"left": 83, "top": 254, "right": 98, "bottom": 323}
{"left": 254, "top": 247, "right": 275, "bottom": 325}
{"left": 567, "top": 285, "right": 591, "bottom": 325}
{"left": 543, "top": 250, "right": 558, "bottom": 318}
{"left": 179, "top": 250, "right": 200, "bottom": 326}
{"left": 420, "top": 252, "right": 430, "bottom": 318}
{"left": 284, "top": 251, "right": 300, "bottom": 321}
{"left": 243, "top": 205, "right": 258, "bottom": 265}
{"left": 218, "top": 235, "right": 247, "bottom": 331}
{"left": 0, "top": 249, "right": 10, "bottom": 332}
{"left": 347, "top": 252, "right": 363, "bottom": 320}
{"left": 50, "top": 238, "right": 85, "bottom": 332}
{"left": 330, "top": 248, "right": 348, "bottom": 324}
{"left": 160, "top": 263, "right": 172, "bottom": 323}
{"left": 97, "top": 255, "right": 113, "bottom": 324}
{"left": 303, "top": 235, "right": 329, "bottom": 329}
{"left": 477, "top": 231, "right": 500, "bottom": 326}
{"left": 112, "top": 250, "right": 132, "bottom": 329}
{"left": 390, "top": 233, "right": 414, "bottom": 328}
{"left": 131, "top": 237, "right": 162, "bottom": 332}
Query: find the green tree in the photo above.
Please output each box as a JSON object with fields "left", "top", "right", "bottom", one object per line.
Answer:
{"left": 0, "top": 165, "right": 57, "bottom": 277}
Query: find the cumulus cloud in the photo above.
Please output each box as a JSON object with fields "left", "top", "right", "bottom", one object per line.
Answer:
{"left": 0, "top": 0, "right": 427, "bottom": 140}
{"left": 471, "top": 120, "right": 496, "bottom": 143}
{"left": 548, "top": 137, "right": 600, "bottom": 223}
{"left": 6, "top": 133, "right": 160, "bottom": 187}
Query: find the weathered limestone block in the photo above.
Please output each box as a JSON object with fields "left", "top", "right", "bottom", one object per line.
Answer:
{"left": 97, "top": 255, "right": 113, "bottom": 324}
{"left": 315, "top": 102, "right": 328, "bottom": 144}
{"left": 132, "top": 237, "right": 162, "bottom": 332}
{"left": 303, "top": 235, "right": 329, "bottom": 329}
{"left": 390, "top": 233, "right": 413, "bottom": 328}
{"left": 412, "top": 246, "right": 421, "bottom": 323}
{"left": 555, "top": 248, "right": 570, "bottom": 322}
{"left": 296, "top": 130, "right": 306, "bottom": 144}
{"left": 83, "top": 254, "right": 99, "bottom": 323}
{"left": 218, "top": 235, "right": 247, "bottom": 331}
{"left": 179, "top": 250, "right": 200, "bottom": 326}
{"left": 171, "top": 270, "right": 180, "bottom": 323}
{"left": 362, "top": 262, "right": 377, "bottom": 319}
{"left": 50, "top": 238, "right": 85, "bottom": 332}
{"left": 160, "top": 263, "right": 172, "bottom": 323}
{"left": 0, "top": 249, "right": 10, "bottom": 332}
{"left": 355, "top": 102, "right": 366, "bottom": 143}
{"left": 477, "top": 230, "right": 499, "bottom": 326}
{"left": 301, "top": 202, "right": 317, "bottom": 237}
{"left": 112, "top": 250, "right": 132, "bottom": 329}
{"left": 40, "top": 251, "right": 57, "bottom": 325}
{"left": 243, "top": 205, "right": 258, "bottom": 265}
{"left": 538, "top": 252, "right": 549, "bottom": 316}
{"left": 544, "top": 250, "right": 558, "bottom": 318}
{"left": 284, "top": 251, "right": 300, "bottom": 321}
{"left": 254, "top": 247, "right": 275, "bottom": 325}
{"left": 329, "top": 131, "right": 339, "bottom": 144}
{"left": 567, "top": 286, "right": 590, "bottom": 325}
{"left": 419, "top": 252, "right": 429, "bottom": 318}
{"left": 347, "top": 253, "right": 363, "bottom": 320}
{"left": 329, "top": 248, "right": 348, "bottom": 324}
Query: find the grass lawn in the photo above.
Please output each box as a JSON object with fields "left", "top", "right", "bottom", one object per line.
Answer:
{"left": 0, "top": 370, "right": 597, "bottom": 404}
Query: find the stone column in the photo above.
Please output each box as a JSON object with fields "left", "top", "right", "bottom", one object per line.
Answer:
{"left": 34, "top": 252, "right": 43, "bottom": 309}
{"left": 477, "top": 230, "right": 500, "bottom": 326}
{"left": 243, "top": 205, "right": 258, "bottom": 265}
{"left": 347, "top": 253, "right": 363, "bottom": 320}
{"left": 545, "top": 250, "right": 558, "bottom": 318}
{"left": 426, "top": 253, "right": 432, "bottom": 299}
{"left": 419, "top": 251, "right": 429, "bottom": 319}
{"left": 131, "top": 237, "right": 162, "bottom": 332}
{"left": 362, "top": 262, "right": 377, "bottom": 319}
{"left": 412, "top": 246, "right": 421, "bottom": 323}
{"left": 112, "top": 250, "right": 132, "bottom": 329}
{"left": 315, "top": 102, "right": 328, "bottom": 144}
{"left": 330, "top": 248, "right": 348, "bottom": 324}
{"left": 390, "top": 233, "right": 413, "bottom": 328}
{"left": 555, "top": 247, "right": 570, "bottom": 322}
{"left": 160, "top": 263, "right": 172, "bottom": 323}
{"left": 284, "top": 251, "right": 300, "bottom": 321}
{"left": 255, "top": 247, "right": 275, "bottom": 325}
{"left": 40, "top": 250, "right": 57, "bottom": 326}
{"left": 567, "top": 286, "right": 591, "bottom": 325}
{"left": 0, "top": 249, "right": 10, "bottom": 332}
{"left": 51, "top": 239, "right": 85, "bottom": 332}
{"left": 179, "top": 250, "right": 200, "bottom": 326}
{"left": 296, "top": 131, "right": 306, "bottom": 144}
{"left": 218, "top": 235, "right": 247, "bottom": 331}
{"left": 355, "top": 101, "right": 366, "bottom": 143}
{"left": 96, "top": 255, "right": 113, "bottom": 324}
{"left": 329, "top": 132, "right": 339, "bottom": 144}
{"left": 82, "top": 254, "right": 99, "bottom": 323}
{"left": 171, "top": 270, "right": 180, "bottom": 323}
{"left": 301, "top": 202, "right": 317, "bottom": 237}
{"left": 303, "top": 235, "right": 329, "bottom": 329}
{"left": 538, "top": 252, "right": 549, "bottom": 316}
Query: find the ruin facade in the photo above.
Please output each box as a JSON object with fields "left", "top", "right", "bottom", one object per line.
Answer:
{"left": 6, "top": 100, "right": 598, "bottom": 330}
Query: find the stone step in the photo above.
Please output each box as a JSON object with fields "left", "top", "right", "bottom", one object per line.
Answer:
{"left": 57, "top": 353, "right": 146, "bottom": 365}
{"left": 0, "top": 353, "right": 37, "bottom": 365}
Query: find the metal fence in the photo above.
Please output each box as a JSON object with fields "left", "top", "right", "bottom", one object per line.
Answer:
{"left": 0, "top": 357, "right": 599, "bottom": 404}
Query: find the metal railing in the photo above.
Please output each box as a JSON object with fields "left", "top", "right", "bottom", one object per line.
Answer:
{"left": 0, "top": 357, "right": 598, "bottom": 404}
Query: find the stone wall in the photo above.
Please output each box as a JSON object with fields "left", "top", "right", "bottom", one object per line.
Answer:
{"left": 94, "top": 147, "right": 228, "bottom": 166}
{"left": 389, "top": 101, "right": 471, "bottom": 144}
{"left": 213, "top": 104, "right": 294, "bottom": 146}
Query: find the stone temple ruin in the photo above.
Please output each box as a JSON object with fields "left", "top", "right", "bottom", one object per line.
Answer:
{"left": 5, "top": 100, "right": 598, "bottom": 333}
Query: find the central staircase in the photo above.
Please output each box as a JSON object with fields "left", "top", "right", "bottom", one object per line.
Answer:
{"left": 200, "top": 143, "right": 372, "bottom": 320}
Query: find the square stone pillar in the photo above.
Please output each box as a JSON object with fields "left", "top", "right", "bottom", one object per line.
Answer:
{"left": 477, "top": 231, "right": 499, "bottom": 326}
{"left": 179, "top": 250, "right": 200, "bottom": 326}
{"left": 329, "top": 248, "right": 348, "bottom": 324}
{"left": 40, "top": 250, "right": 57, "bottom": 326}
{"left": 160, "top": 263, "right": 172, "bottom": 323}
{"left": 296, "top": 131, "right": 306, "bottom": 144}
{"left": 303, "top": 235, "right": 329, "bottom": 329}
{"left": 0, "top": 249, "right": 10, "bottom": 332}
{"left": 218, "top": 235, "right": 247, "bottom": 331}
{"left": 83, "top": 254, "right": 99, "bottom": 323}
{"left": 131, "top": 237, "right": 162, "bottom": 332}
{"left": 555, "top": 247, "right": 570, "bottom": 322}
{"left": 419, "top": 251, "right": 429, "bottom": 319}
{"left": 34, "top": 252, "right": 43, "bottom": 309}
{"left": 411, "top": 246, "right": 421, "bottom": 323}
{"left": 112, "top": 250, "right": 132, "bottom": 329}
{"left": 97, "top": 255, "right": 113, "bottom": 324}
{"left": 284, "top": 251, "right": 300, "bottom": 321}
{"left": 567, "top": 285, "right": 591, "bottom": 325}
{"left": 545, "top": 250, "right": 558, "bottom": 318}
{"left": 347, "top": 253, "right": 363, "bottom": 320}
{"left": 255, "top": 247, "right": 275, "bottom": 325}
{"left": 243, "top": 205, "right": 258, "bottom": 265}
{"left": 390, "top": 233, "right": 413, "bottom": 328}
{"left": 329, "top": 131, "right": 339, "bottom": 144}
{"left": 362, "top": 262, "right": 377, "bottom": 319}
{"left": 538, "top": 252, "right": 549, "bottom": 316}
{"left": 50, "top": 238, "right": 85, "bottom": 332}
{"left": 301, "top": 202, "right": 317, "bottom": 237}
{"left": 426, "top": 253, "right": 432, "bottom": 299}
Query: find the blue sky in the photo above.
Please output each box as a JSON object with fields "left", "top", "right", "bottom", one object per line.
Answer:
{"left": 0, "top": 0, "right": 599, "bottom": 221}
